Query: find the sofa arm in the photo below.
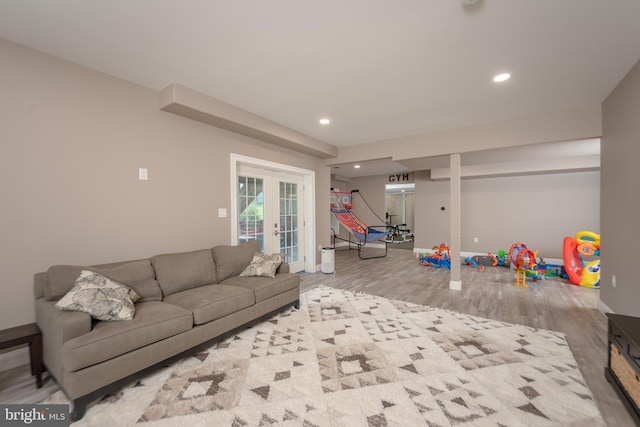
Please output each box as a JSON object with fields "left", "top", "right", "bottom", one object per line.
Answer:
{"left": 35, "top": 298, "right": 91, "bottom": 380}
{"left": 277, "top": 262, "right": 290, "bottom": 274}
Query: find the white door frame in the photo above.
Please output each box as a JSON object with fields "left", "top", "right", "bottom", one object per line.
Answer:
{"left": 230, "top": 153, "right": 316, "bottom": 273}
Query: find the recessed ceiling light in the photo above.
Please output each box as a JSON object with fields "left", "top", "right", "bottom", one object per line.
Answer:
{"left": 354, "top": 164, "right": 361, "bottom": 169}
{"left": 493, "top": 73, "right": 511, "bottom": 83}
{"left": 319, "top": 118, "right": 331, "bottom": 125}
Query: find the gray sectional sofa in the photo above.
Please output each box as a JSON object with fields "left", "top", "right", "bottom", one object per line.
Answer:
{"left": 33, "top": 240, "right": 300, "bottom": 421}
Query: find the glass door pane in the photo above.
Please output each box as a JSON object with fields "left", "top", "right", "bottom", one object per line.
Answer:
{"left": 238, "top": 176, "right": 265, "bottom": 250}
{"left": 278, "top": 181, "right": 299, "bottom": 264}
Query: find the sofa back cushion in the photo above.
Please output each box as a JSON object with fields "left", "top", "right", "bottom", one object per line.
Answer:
{"left": 93, "top": 261, "right": 162, "bottom": 302}
{"left": 45, "top": 260, "right": 162, "bottom": 302}
{"left": 212, "top": 240, "right": 261, "bottom": 282}
{"left": 152, "top": 249, "right": 217, "bottom": 297}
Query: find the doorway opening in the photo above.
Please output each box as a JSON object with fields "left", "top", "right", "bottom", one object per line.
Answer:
{"left": 385, "top": 183, "right": 414, "bottom": 249}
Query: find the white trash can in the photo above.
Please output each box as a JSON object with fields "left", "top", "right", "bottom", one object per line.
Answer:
{"left": 321, "top": 248, "right": 335, "bottom": 274}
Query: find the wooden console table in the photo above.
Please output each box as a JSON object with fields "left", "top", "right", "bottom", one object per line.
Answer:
{"left": 605, "top": 313, "right": 640, "bottom": 425}
{"left": 0, "top": 323, "right": 43, "bottom": 388}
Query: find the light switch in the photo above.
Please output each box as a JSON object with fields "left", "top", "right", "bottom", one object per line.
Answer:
{"left": 138, "top": 168, "right": 148, "bottom": 180}
{"left": 218, "top": 208, "right": 227, "bottom": 218}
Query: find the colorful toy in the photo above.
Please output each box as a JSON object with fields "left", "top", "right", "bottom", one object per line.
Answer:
{"left": 515, "top": 265, "right": 528, "bottom": 288}
{"left": 509, "top": 242, "right": 558, "bottom": 285}
{"left": 419, "top": 244, "right": 451, "bottom": 269}
{"left": 510, "top": 243, "right": 538, "bottom": 287}
{"left": 421, "top": 240, "right": 569, "bottom": 286}
{"left": 535, "top": 258, "right": 565, "bottom": 278}
{"left": 509, "top": 243, "right": 536, "bottom": 269}
{"left": 562, "top": 231, "right": 600, "bottom": 288}
{"left": 494, "top": 250, "right": 511, "bottom": 268}
{"left": 464, "top": 249, "right": 511, "bottom": 271}
{"left": 464, "top": 255, "right": 485, "bottom": 271}
{"left": 581, "top": 260, "right": 601, "bottom": 288}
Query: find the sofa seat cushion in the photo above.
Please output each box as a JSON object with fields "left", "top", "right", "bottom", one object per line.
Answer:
{"left": 220, "top": 273, "right": 299, "bottom": 303}
{"left": 62, "top": 301, "right": 193, "bottom": 372}
{"left": 163, "top": 285, "right": 255, "bottom": 325}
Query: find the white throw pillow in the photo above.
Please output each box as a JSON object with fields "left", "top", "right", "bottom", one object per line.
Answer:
{"left": 55, "top": 270, "right": 140, "bottom": 321}
{"left": 239, "top": 252, "right": 284, "bottom": 278}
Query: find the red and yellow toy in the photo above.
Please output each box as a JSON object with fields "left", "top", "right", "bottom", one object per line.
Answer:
{"left": 562, "top": 231, "right": 600, "bottom": 288}
{"left": 510, "top": 243, "right": 537, "bottom": 288}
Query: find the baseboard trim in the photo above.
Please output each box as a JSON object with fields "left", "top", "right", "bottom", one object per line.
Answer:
{"left": 597, "top": 300, "right": 614, "bottom": 316}
{"left": 0, "top": 346, "right": 29, "bottom": 372}
{"left": 413, "top": 247, "right": 564, "bottom": 266}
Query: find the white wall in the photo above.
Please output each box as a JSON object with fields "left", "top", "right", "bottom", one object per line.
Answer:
{"left": 0, "top": 38, "right": 331, "bottom": 329}
{"left": 415, "top": 171, "right": 600, "bottom": 259}
{"left": 601, "top": 59, "right": 640, "bottom": 316}
{"left": 330, "top": 170, "right": 600, "bottom": 260}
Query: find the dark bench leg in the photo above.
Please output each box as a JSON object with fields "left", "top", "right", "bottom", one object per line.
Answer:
{"left": 71, "top": 399, "right": 88, "bottom": 422}
{"left": 29, "top": 334, "right": 43, "bottom": 388}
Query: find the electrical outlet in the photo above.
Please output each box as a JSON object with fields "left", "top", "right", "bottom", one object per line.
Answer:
{"left": 612, "top": 275, "right": 617, "bottom": 288}
{"left": 138, "top": 168, "right": 148, "bottom": 180}
{"left": 473, "top": 237, "right": 478, "bottom": 243}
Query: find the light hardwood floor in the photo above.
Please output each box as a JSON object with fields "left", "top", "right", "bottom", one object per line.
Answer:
{"left": 300, "top": 247, "right": 634, "bottom": 427}
{"left": 0, "top": 247, "right": 633, "bottom": 426}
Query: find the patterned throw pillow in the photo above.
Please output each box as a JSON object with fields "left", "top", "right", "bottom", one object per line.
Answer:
{"left": 55, "top": 270, "right": 140, "bottom": 321}
{"left": 239, "top": 252, "right": 284, "bottom": 278}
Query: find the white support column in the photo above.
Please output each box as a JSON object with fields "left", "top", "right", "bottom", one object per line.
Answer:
{"left": 449, "top": 154, "right": 462, "bottom": 290}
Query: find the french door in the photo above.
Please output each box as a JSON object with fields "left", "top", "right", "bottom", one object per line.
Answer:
{"left": 237, "top": 164, "right": 305, "bottom": 272}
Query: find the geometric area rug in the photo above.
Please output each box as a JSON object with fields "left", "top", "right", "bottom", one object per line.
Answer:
{"left": 41, "top": 285, "right": 604, "bottom": 426}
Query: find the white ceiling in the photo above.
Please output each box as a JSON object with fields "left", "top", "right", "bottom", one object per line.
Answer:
{"left": 0, "top": 1, "right": 638, "bottom": 175}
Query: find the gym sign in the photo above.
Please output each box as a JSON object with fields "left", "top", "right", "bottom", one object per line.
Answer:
{"left": 388, "top": 173, "right": 412, "bottom": 183}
